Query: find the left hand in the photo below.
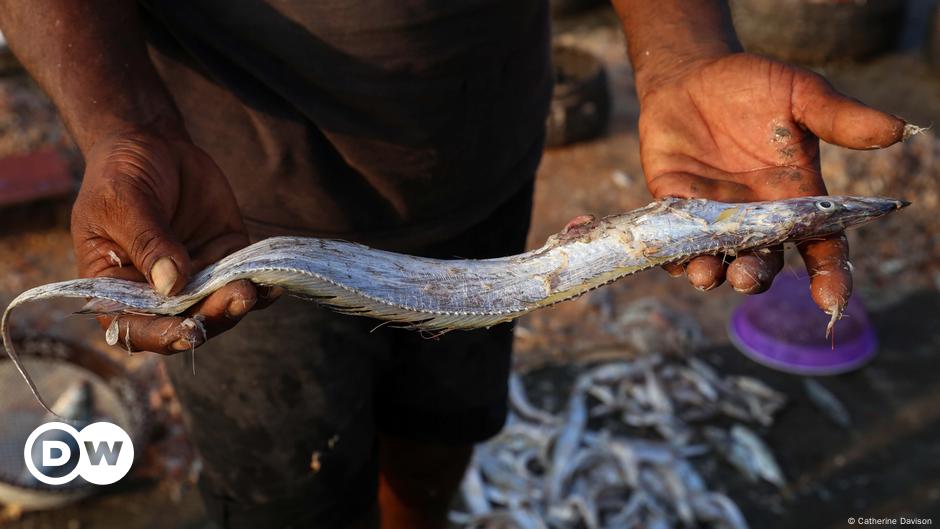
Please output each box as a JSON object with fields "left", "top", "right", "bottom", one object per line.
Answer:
{"left": 637, "top": 52, "right": 906, "bottom": 313}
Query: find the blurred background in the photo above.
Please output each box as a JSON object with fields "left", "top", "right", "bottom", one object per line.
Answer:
{"left": 0, "top": 0, "right": 938, "bottom": 527}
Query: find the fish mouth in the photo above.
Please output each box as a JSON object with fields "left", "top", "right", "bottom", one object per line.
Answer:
{"left": 873, "top": 198, "right": 910, "bottom": 212}
{"left": 866, "top": 197, "right": 909, "bottom": 214}
{"left": 837, "top": 196, "right": 910, "bottom": 230}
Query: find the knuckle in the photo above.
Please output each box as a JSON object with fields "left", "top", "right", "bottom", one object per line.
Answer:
{"left": 155, "top": 319, "right": 183, "bottom": 348}
{"left": 105, "top": 136, "right": 162, "bottom": 175}
{"left": 131, "top": 317, "right": 190, "bottom": 354}
{"left": 129, "top": 227, "right": 167, "bottom": 269}
{"left": 95, "top": 315, "right": 114, "bottom": 330}
{"left": 74, "top": 236, "right": 116, "bottom": 276}
{"left": 234, "top": 280, "right": 258, "bottom": 301}
{"left": 794, "top": 68, "right": 830, "bottom": 94}
{"left": 646, "top": 175, "right": 675, "bottom": 199}
{"left": 82, "top": 254, "right": 115, "bottom": 278}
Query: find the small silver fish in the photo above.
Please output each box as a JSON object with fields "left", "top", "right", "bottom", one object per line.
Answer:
{"left": 20, "top": 380, "right": 94, "bottom": 485}
{"left": 730, "top": 425, "right": 786, "bottom": 489}
{"left": 803, "top": 379, "right": 851, "bottom": 428}
{"left": 509, "top": 373, "right": 559, "bottom": 426}
{"left": 459, "top": 355, "right": 793, "bottom": 529}
{"left": 461, "top": 462, "right": 490, "bottom": 516}
{"left": 548, "top": 391, "right": 588, "bottom": 502}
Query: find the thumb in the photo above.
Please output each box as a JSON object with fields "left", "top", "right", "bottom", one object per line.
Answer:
{"left": 107, "top": 207, "right": 191, "bottom": 296}
{"left": 791, "top": 72, "right": 906, "bottom": 150}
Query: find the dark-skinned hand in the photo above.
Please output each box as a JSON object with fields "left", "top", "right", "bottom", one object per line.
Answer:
{"left": 638, "top": 53, "right": 906, "bottom": 314}
{"left": 71, "top": 132, "right": 278, "bottom": 354}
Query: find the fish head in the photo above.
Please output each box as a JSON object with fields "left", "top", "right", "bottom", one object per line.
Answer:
{"left": 777, "top": 196, "right": 909, "bottom": 239}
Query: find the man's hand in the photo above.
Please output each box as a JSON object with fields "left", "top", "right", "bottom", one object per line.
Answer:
{"left": 613, "top": 0, "right": 906, "bottom": 315}
{"left": 72, "top": 132, "right": 272, "bottom": 354}
{"left": 639, "top": 53, "right": 904, "bottom": 311}
{"left": 0, "top": 1, "right": 277, "bottom": 354}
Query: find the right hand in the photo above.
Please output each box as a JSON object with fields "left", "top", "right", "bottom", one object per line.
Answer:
{"left": 635, "top": 53, "right": 904, "bottom": 314}
{"left": 71, "top": 131, "right": 276, "bottom": 354}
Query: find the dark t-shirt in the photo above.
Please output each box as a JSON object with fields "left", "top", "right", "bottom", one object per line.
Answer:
{"left": 140, "top": 0, "right": 552, "bottom": 249}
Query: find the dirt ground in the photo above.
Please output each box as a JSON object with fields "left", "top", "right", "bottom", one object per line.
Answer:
{"left": 1, "top": 4, "right": 939, "bottom": 528}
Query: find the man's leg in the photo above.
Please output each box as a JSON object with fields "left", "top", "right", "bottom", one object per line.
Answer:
{"left": 373, "top": 319, "right": 515, "bottom": 529}
{"left": 377, "top": 433, "right": 472, "bottom": 529}
{"left": 163, "top": 296, "right": 387, "bottom": 529}
{"left": 373, "top": 178, "right": 535, "bottom": 529}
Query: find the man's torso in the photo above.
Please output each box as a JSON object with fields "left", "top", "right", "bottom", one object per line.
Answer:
{"left": 141, "top": 0, "right": 552, "bottom": 248}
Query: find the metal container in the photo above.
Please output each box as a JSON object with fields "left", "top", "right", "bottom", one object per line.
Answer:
{"left": 545, "top": 44, "right": 610, "bottom": 148}
{"left": 730, "top": 0, "right": 906, "bottom": 64}
{"left": 0, "top": 337, "right": 146, "bottom": 510}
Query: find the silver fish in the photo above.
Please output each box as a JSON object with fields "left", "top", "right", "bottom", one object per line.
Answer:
{"left": 458, "top": 356, "right": 795, "bottom": 529}
{"left": 644, "top": 366, "right": 674, "bottom": 416}
{"left": 803, "top": 379, "right": 851, "bottom": 428}
{"left": 51, "top": 379, "right": 94, "bottom": 424}
{"left": 20, "top": 380, "right": 95, "bottom": 486}
{"left": 509, "top": 374, "right": 559, "bottom": 426}
{"left": 3, "top": 196, "right": 906, "bottom": 413}
{"left": 463, "top": 509, "right": 548, "bottom": 529}
{"left": 730, "top": 425, "right": 786, "bottom": 489}
{"left": 548, "top": 391, "right": 588, "bottom": 502}
{"left": 462, "top": 462, "right": 491, "bottom": 516}
{"left": 691, "top": 493, "right": 749, "bottom": 529}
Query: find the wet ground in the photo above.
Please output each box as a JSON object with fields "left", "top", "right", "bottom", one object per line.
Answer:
{"left": 1, "top": 4, "right": 939, "bottom": 528}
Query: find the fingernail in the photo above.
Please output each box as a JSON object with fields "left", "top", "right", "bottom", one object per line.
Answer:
{"left": 664, "top": 266, "right": 684, "bottom": 278}
{"left": 696, "top": 281, "right": 718, "bottom": 292}
{"left": 226, "top": 298, "right": 255, "bottom": 319}
{"left": 171, "top": 338, "right": 193, "bottom": 351}
{"left": 151, "top": 257, "right": 178, "bottom": 296}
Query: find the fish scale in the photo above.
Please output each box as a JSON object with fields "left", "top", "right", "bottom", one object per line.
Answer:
{"left": 2, "top": 195, "right": 908, "bottom": 414}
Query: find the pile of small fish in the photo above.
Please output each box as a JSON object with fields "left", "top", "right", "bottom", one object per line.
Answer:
{"left": 451, "top": 354, "right": 789, "bottom": 529}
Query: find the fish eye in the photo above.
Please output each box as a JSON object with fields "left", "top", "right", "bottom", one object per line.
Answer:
{"left": 816, "top": 200, "right": 834, "bottom": 211}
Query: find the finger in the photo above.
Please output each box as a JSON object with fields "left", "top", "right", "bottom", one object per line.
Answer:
{"left": 791, "top": 73, "right": 906, "bottom": 150}
{"left": 72, "top": 200, "right": 189, "bottom": 295}
{"left": 727, "top": 245, "right": 784, "bottom": 294}
{"left": 95, "top": 314, "right": 205, "bottom": 355}
{"left": 649, "top": 166, "right": 830, "bottom": 202}
{"left": 662, "top": 263, "right": 686, "bottom": 278}
{"left": 797, "top": 233, "right": 851, "bottom": 314}
{"left": 647, "top": 172, "right": 756, "bottom": 202}
{"left": 185, "top": 279, "right": 258, "bottom": 338}
{"left": 72, "top": 241, "right": 143, "bottom": 281}
{"left": 685, "top": 255, "right": 726, "bottom": 291}
{"left": 88, "top": 177, "right": 191, "bottom": 295}
{"left": 99, "top": 193, "right": 192, "bottom": 296}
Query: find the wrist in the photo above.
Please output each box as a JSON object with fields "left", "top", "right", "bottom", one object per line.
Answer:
{"left": 72, "top": 95, "right": 188, "bottom": 156}
{"left": 614, "top": 0, "right": 742, "bottom": 100}
{"left": 632, "top": 45, "right": 733, "bottom": 102}
{"left": 0, "top": 0, "right": 189, "bottom": 156}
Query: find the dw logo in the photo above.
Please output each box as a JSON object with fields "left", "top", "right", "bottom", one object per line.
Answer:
{"left": 23, "top": 422, "right": 134, "bottom": 486}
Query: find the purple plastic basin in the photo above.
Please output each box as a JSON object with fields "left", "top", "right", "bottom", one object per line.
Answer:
{"left": 728, "top": 271, "right": 877, "bottom": 375}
